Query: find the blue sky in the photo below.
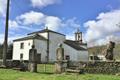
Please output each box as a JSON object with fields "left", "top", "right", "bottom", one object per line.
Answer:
{"left": 0, "top": 0, "right": 120, "bottom": 47}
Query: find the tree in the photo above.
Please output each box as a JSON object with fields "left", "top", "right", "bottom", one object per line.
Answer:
{"left": 0, "top": 43, "right": 13, "bottom": 59}
{"left": 0, "top": 44, "right": 3, "bottom": 59}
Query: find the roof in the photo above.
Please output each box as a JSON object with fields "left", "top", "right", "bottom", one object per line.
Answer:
{"left": 13, "top": 34, "right": 47, "bottom": 42}
{"left": 64, "top": 40, "right": 87, "bottom": 51}
{"left": 28, "top": 29, "right": 65, "bottom": 36}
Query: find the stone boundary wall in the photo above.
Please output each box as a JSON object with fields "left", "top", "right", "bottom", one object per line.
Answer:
{"left": 0, "top": 60, "right": 29, "bottom": 68}
{"left": 0, "top": 59, "right": 13, "bottom": 68}
{"left": 69, "top": 61, "right": 120, "bottom": 74}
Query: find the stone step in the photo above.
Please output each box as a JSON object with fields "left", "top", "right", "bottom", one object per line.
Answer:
{"left": 66, "top": 68, "right": 83, "bottom": 74}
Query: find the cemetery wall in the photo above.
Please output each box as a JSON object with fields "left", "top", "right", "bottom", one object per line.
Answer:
{"left": 69, "top": 61, "right": 120, "bottom": 74}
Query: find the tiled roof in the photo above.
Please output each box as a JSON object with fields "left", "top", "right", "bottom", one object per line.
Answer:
{"left": 28, "top": 29, "right": 65, "bottom": 36}
{"left": 13, "top": 34, "right": 47, "bottom": 42}
{"left": 64, "top": 40, "right": 87, "bottom": 51}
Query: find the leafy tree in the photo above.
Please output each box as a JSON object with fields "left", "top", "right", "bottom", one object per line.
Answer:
{"left": 0, "top": 43, "right": 13, "bottom": 59}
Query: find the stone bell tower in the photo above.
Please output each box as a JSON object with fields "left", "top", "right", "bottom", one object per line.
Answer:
{"left": 75, "top": 28, "right": 82, "bottom": 43}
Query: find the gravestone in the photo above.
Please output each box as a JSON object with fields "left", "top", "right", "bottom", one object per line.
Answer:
{"left": 105, "top": 41, "right": 115, "bottom": 60}
{"left": 56, "top": 44, "right": 64, "bottom": 61}
{"left": 28, "top": 45, "right": 37, "bottom": 72}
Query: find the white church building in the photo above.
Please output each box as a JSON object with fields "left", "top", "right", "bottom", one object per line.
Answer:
{"left": 12, "top": 28, "right": 89, "bottom": 63}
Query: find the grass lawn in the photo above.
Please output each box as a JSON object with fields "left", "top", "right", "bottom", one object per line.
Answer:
{"left": 0, "top": 64, "right": 120, "bottom": 80}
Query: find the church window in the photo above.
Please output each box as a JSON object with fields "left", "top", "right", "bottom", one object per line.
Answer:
{"left": 20, "top": 43, "right": 24, "bottom": 49}
{"left": 20, "top": 53, "right": 23, "bottom": 60}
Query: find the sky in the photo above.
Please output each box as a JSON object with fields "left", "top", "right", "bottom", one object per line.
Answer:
{"left": 0, "top": 0, "right": 120, "bottom": 47}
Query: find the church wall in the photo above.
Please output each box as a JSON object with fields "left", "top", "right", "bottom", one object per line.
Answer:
{"left": 34, "top": 39, "right": 47, "bottom": 62}
{"left": 28, "top": 32, "right": 48, "bottom": 39}
{"left": 63, "top": 44, "right": 78, "bottom": 61}
{"left": 12, "top": 40, "right": 33, "bottom": 60}
{"left": 63, "top": 44, "right": 89, "bottom": 61}
{"left": 77, "top": 50, "right": 89, "bottom": 61}
{"left": 49, "top": 32, "right": 66, "bottom": 62}
{"left": 38, "top": 32, "right": 48, "bottom": 39}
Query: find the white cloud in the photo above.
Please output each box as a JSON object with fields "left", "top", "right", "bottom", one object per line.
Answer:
{"left": 66, "top": 34, "right": 74, "bottom": 40}
{"left": 9, "top": 19, "right": 39, "bottom": 31}
{"left": 5, "top": 10, "right": 81, "bottom": 43}
{"left": 9, "top": 20, "right": 19, "bottom": 29}
{"left": 62, "top": 17, "right": 81, "bottom": 28}
{"left": 107, "top": 35, "right": 120, "bottom": 42}
{"left": 84, "top": 10, "right": 120, "bottom": 47}
{"left": 17, "top": 11, "right": 81, "bottom": 31}
{"left": 61, "top": 17, "right": 81, "bottom": 40}
{"left": 8, "top": 35, "right": 25, "bottom": 43}
{"left": 45, "top": 16, "right": 62, "bottom": 30}
{"left": 0, "top": 33, "right": 25, "bottom": 44}
{"left": 16, "top": 11, "right": 45, "bottom": 25}
{"left": 16, "top": 11, "right": 62, "bottom": 31}
{"left": 88, "top": 35, "right": 120, "bottom": 47}
{"left": 0, "top": 0, "right": 7, "bottom": 17}
{"left": 31, "top": 0, "right": 60, "bottom": 8}
{"left": 0, "top": 34, "right": 4, "bottom": 43}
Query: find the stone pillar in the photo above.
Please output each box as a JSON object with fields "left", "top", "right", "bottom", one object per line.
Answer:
{"left": 28, "top": 45, "right": 37, "bottom": 72}
{"left": 56, "top": 44, "right": 64, "bottom": 61}
{"left": 55, "top": 44, "right": 67, "bottom": 74}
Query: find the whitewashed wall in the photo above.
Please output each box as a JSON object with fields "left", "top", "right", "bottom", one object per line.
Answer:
{"left": 12, "top": 40, "right": 33, "bottom": 60}
{"left": 28, "top": 32, "right": 48, "bottom": 39}
{"left": 77, "top": 51, "right": 89, "bottom": 61}
{"left": 34, "top": 39, "right": 47, "bottom": 62}
{"left": 63, "top": 44, "right": 78, "bottom": 61}
{"left": 49, "top": 32, "right": 66, "bottom": 62}
{"left": 63, "top": 43, "right": 89, "bottom": 61}
{"left": 38, "top": 33, "right": 48, "bottom": 39}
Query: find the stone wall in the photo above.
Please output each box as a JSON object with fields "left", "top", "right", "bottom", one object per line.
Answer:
{"left": 0, "top": 60, "right": 29, "bottom": 68}
{"left": 69, "top": 61, "right": 120, "bottom": 74}
{"left": 0, "top": 60, "right": 13, "bottom": 68}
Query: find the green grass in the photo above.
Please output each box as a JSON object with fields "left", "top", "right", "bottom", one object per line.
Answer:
{"left": 0, "top": 64, "right": 120, "bottom": 80}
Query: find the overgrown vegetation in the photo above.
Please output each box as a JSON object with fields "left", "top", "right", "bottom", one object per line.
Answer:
{"left": 88, "top": 44, "right": 120, "bottom": 60}
{"left": 0, "top": 43, "right": 13, "bottom": 59}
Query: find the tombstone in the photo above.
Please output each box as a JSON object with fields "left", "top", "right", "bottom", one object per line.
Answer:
{"left": 105, "top": 41, "right": 115, "bottom": 60}
{"left": 55, "top": 44, "right": 67, "bottom": 73}
{"left": 28, "top": 45, "right": 37, "bottom": 72}
{"left": 56, "top": 44, "right": 64, "bottom": 61}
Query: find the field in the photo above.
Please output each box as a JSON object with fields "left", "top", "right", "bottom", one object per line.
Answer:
{"left": 0, "top": 64, "right": 120, "bottom": 80}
